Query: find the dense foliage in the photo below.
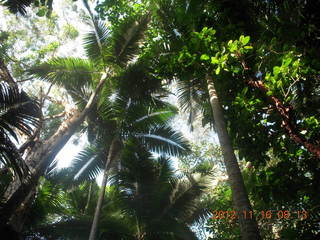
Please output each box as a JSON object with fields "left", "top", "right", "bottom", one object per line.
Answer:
{"left": 0, "top": 0, "right": 319, "bottom": 239}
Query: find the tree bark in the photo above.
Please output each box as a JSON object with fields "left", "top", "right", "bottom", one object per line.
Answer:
{"left": 0, "top": 59, "right": 17, "bottom": 87}
{"left": 206, "top": 75, "right": 261, "bottom": 240}
{"left": 88, "top": 137, "right": 122, "bottom": 240}
{"left": 84, "top": 182, "right": 93, "bottom": 215}
{"left": 0, "top": 75, "right": 107, "bottom": 229}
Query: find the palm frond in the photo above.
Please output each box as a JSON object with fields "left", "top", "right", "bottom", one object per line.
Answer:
{"left": 110, "top": 14, "right": 150, "bottom": 66}
{"left": 46, "top": 145, "right": 105, "bottom": 187}
{"left": 176, "top": 74, "right": 205, "bottom": 128}
{"left": 71, "top": 145, "right": 105, "bottom": 183}
{"left": 30, "top": 180, "right": 66, "bottom": 217}
{"left": 116, "top": 61, "right": 166, "bottom": 99}
{"left": 27, "top": 218, "right": 92, "bottom": 240}
{"left": 165, "top": 175, "right": 209, "bottom": 223}
{"left": 0, "top": 134, "right": 28, "bottom": 178}
{"left": 117, "top": 144, "right": 208, "bottom": 239}
{"left": 83, "top": 20, "right": 110, "bottom": 64}
{"left": 183, "top": 194, "right": 214, "bottom": 224}
{"left": 1, "top": 0, "right": 33, "bottom": 15}
{"left": 28, "top": 215, "right": 136, "bottom": 240}
{"left": 98, "top": 92, "right": 126, "bottom": 122}
{"left": 134, "top": 125, "right": 189, "bottom": 156}
{"left": 100, "top": 95, "right": 184, "bottom": 157}
{"left": 0, "top": 81, "right": 40, "bottom": 139}
{"left": 0, "top": 82, "right": 39, "bottom": 177}
{"left": 27, "top": 57, "right": 97, "bottom": 90}
{"left": 123, "top": 100, "right": 176, "bottom": 130}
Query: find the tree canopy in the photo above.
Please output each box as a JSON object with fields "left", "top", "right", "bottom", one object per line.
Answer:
{"left": 0, "top": 0, "right": 319, "bottom": 239}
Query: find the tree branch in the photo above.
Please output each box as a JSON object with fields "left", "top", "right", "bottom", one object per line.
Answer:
{"left": 0, "top": 59, "right": 17, "bottom": 87}
{"left": 237, "top": 55, "right": 320, "bottom": 158}
{"left": 247, "top": 78, "right": 320, "bottom": 159}
{"left": 44, "top": 111, "right": 66, "bottom": 120}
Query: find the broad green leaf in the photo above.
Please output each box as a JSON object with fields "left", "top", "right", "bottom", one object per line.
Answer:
{"left": 242, "top": 36, "right": 250, "bottom": 45}
{"left": 200, "top": 54, "right": 210, "bottom": 61}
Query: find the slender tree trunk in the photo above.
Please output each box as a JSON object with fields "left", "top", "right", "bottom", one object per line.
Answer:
{"left": 206, "top": 75, "right": 261, "bottom": 240}
{"left": 0, "top": 75, "right": 107, "bottom": 229}
{"left": 88, "top": 137, "right": 122, "bottom": 240}
{"left": 84, "top": 182, "right": 93, "bottom": 215}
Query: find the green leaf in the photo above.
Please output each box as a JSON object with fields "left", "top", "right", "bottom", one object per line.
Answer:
{"left": 266, "top": 90, "right": 273, "bottom": 96}
{"left": 36, "top": 7, "right": 46, "bottom": 17}
{"left": 283, "top": 57, "right": 292, "bottom": 67}
{"left": 229, "top": 43, "right": 237, "bottom": 53}
{"left": 215, "top": 66, "right": 221, "bottom": 75}
{"left": 200, "top": 54, "right": 210, "bottom": 61}
{"left": 242, "top": 36, "right": 250, "bottom": 45}
{"left": 211, "top": 57, "right": 219, "bottom": 64}
{"left": 273, "top": 66, "right": 281, "bottom": 76}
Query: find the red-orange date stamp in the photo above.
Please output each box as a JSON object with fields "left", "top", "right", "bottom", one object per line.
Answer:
{"left": 211, "top": 210, "right": 308, "bottom": 220}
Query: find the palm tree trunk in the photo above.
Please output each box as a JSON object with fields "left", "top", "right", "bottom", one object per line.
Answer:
{"left": 84, "top": 182, "right": 93, "bottom": 215}
{"left": 88, "top": 137, "right": 121, "bottom": 240}
{"left": 206, "top": 74, "right": 261, "bottom": 240}
{"left": 0, "top": 76, "right": 107, "bottom": 229}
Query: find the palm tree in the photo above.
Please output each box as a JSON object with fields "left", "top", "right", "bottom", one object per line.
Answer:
{"left": 74, "top": 92, "right": 189, "bottom": 240}
{"left": 114, "top": 141, "right": 212, "bottom": 240}
{"left": 23, "top": 179, "right": 137, "bottom": 240}
{"left": 36, "top": 79, "right": 189, "bottom": 239}
{"left": 0, "top": 1, "right": 151, "bottom": 231}
{"left": 205, "top": 75, "right": 261, "bottom": 239}
{"left": 146, "top": 1, "right": 261, "bottom": 239}
{"left": 23, "top": 142, "right": 211, "bottom": 240}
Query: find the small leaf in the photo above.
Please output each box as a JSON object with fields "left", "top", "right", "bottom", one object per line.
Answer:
{"left": 283, "top": 57, "right": 292, "bottom": 67}
{"left": 36, "top": 8, "right": 46, "bottom": 17}
{"left": 229, "top": 43, "right": 237, "bottom": 53}
{"left": 200, "top": 54, "right": 210, "bottom": 61}
{"left": 273, "top": 66, "right": 281, "bottom": 76}
{"left": 211, "top": 57, "right": 219, "bottom": 64}
{"left": 242, "top": 36, "right": 250, "bottom": 45}
{"left": 215, "top": 66, "right": 221, "bottom": 75}
{"left": 277, "top": 80, "right": 283, "bottom": 88}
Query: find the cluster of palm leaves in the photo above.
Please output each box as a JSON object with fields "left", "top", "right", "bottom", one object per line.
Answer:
{"left": 0, "top": 0, "right": 54, "bottom": 15}
{"left": 0, "top": 81, "right": 40, "bottom": 178}
{"left": 0, "top": 0, "right": 33, "bottom": 15}
{"left": 0, "top": 1, "right": 216, "bottom": 239}
{"left": 24, "top": 141, "right": 212, "bottom": 240}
